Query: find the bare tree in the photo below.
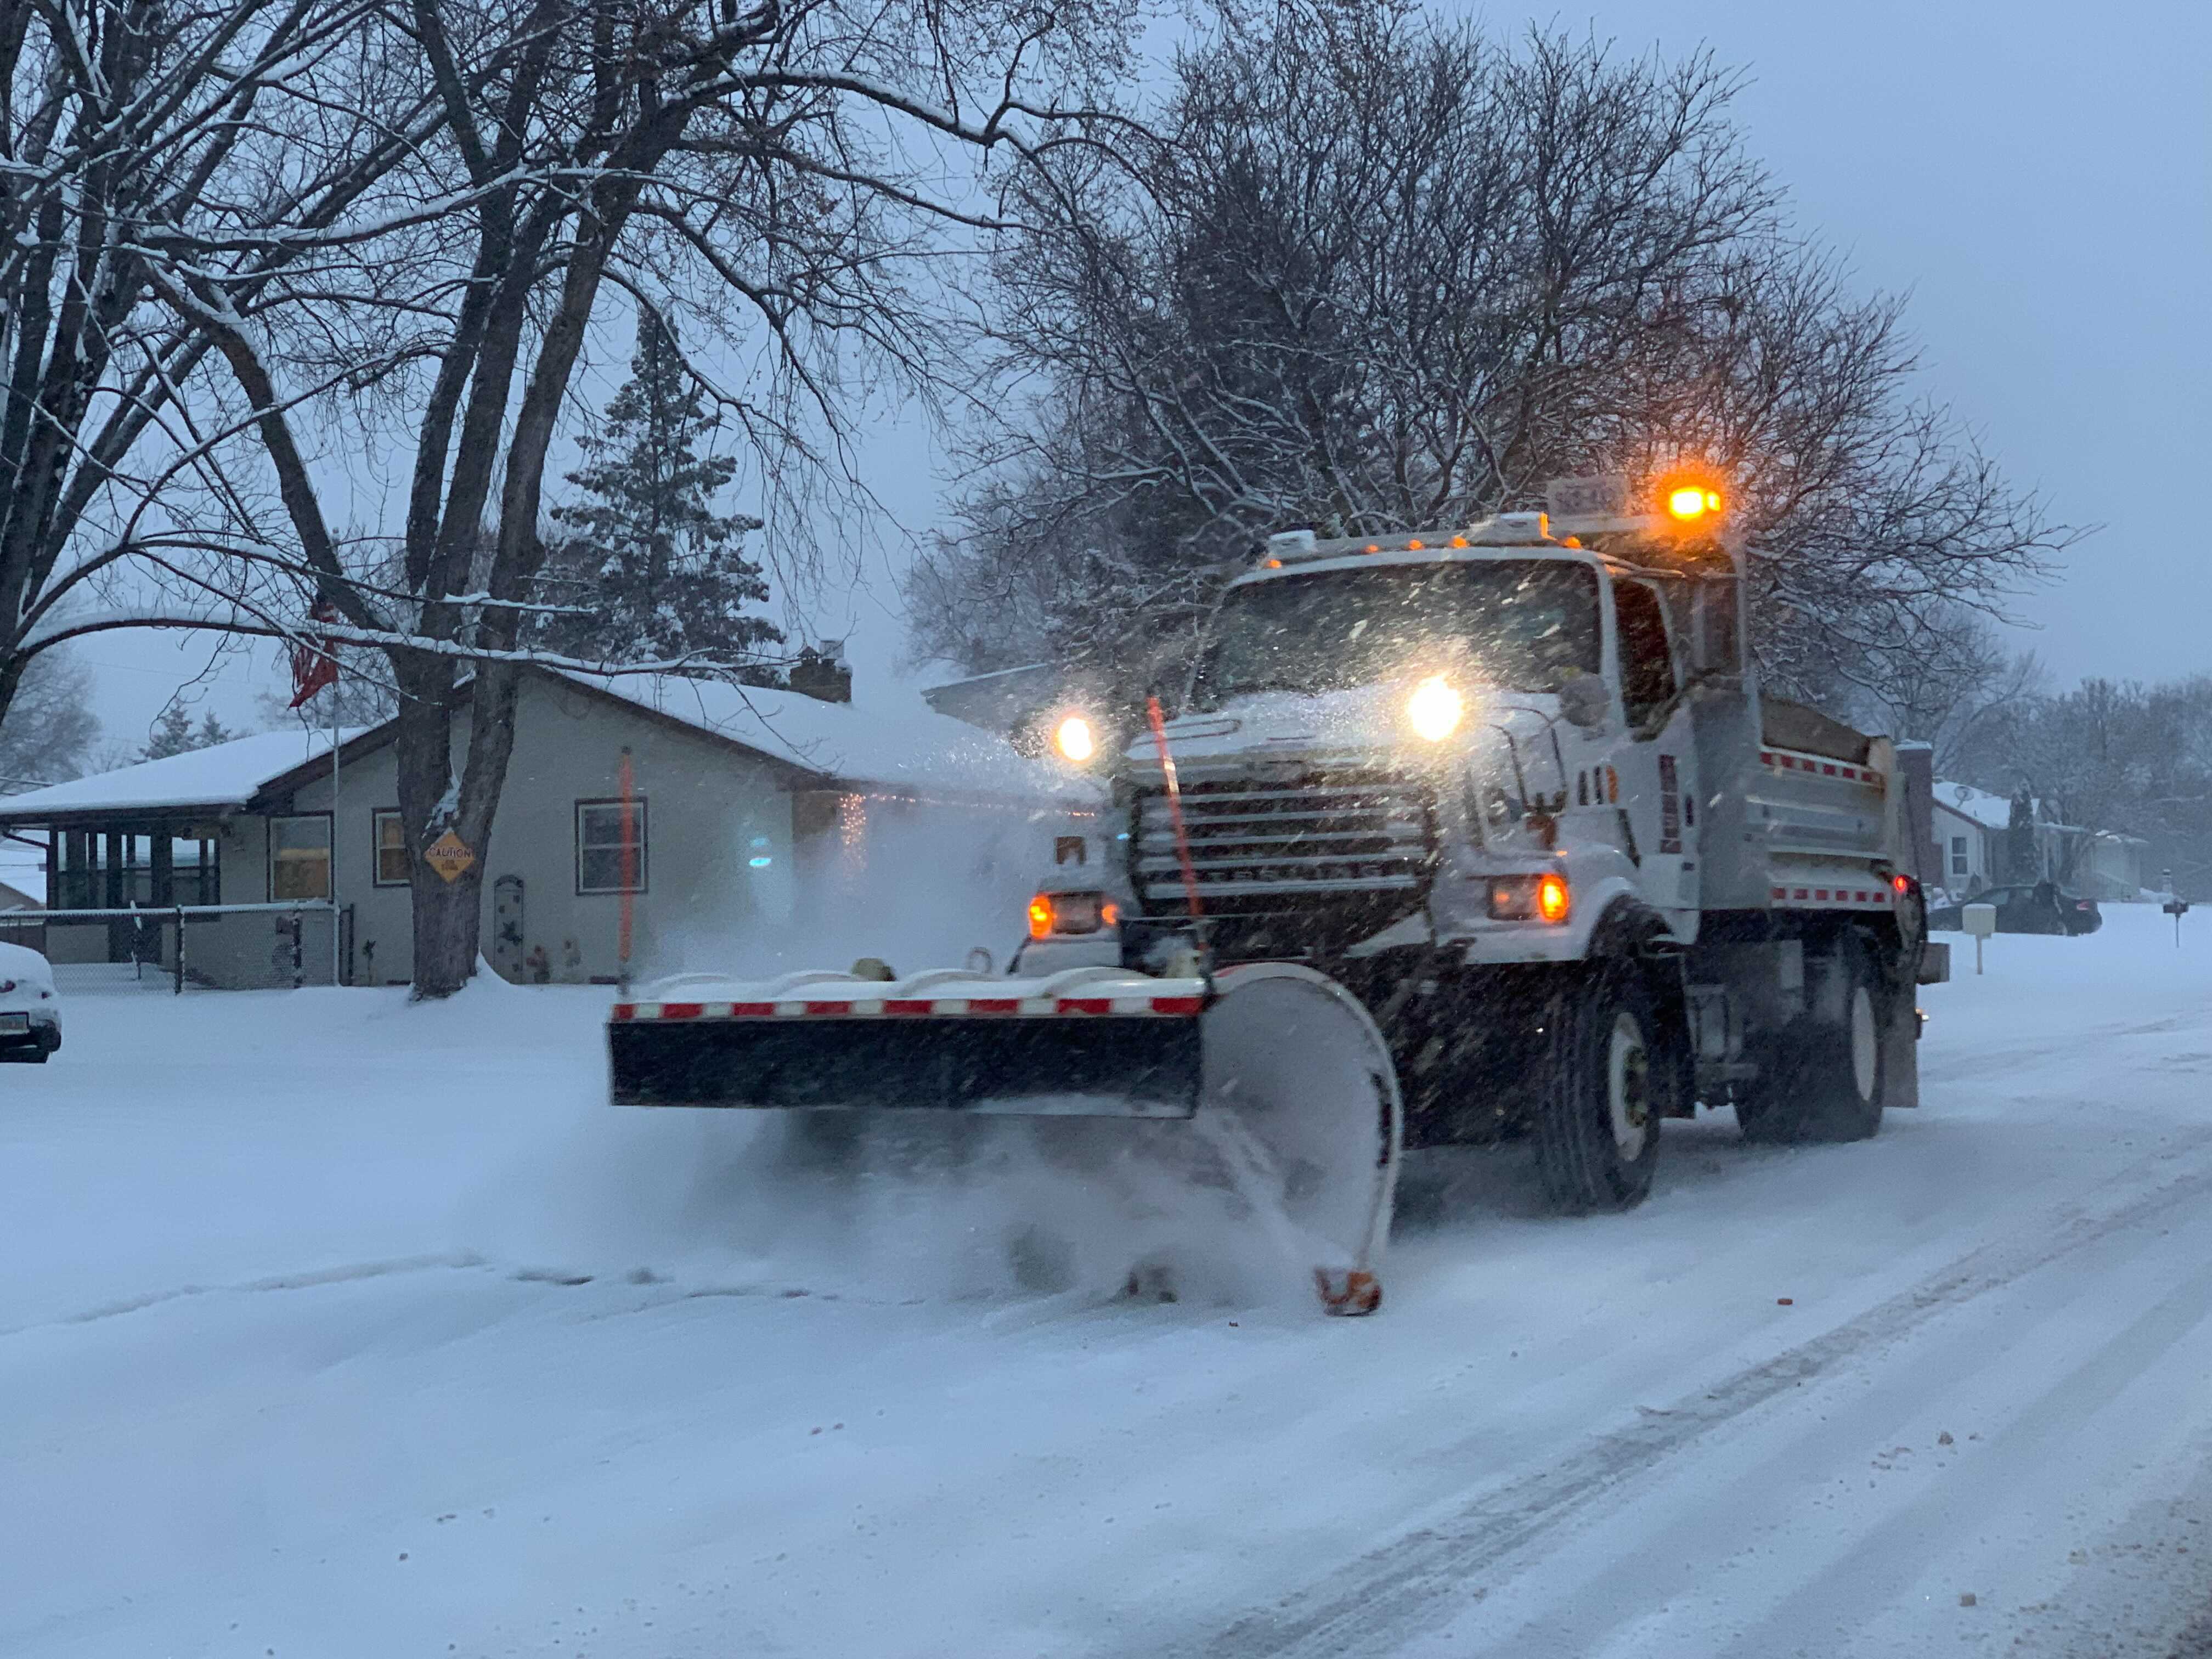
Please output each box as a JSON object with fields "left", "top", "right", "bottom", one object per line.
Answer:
{"left": 1846, "top": 605, "right": 2043, "bottom": 774}
{"left": 0, "top": 648, "right": 99, "bottom": 787}
{"left": 910, "top": 4, "right": 2074, "bottom": 718}
{"left": 117, "top": 0, "right": 1138, "bottom": 995}
{"left": 2, "top": 0, "right": 448, "bottom": 718}
{"left": 1955, "top": 674, "right": 2212, "bottom": 884}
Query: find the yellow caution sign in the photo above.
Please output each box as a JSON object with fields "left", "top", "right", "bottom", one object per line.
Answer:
{"left": 424, "top": 830, "right": 476, "bottom": 883}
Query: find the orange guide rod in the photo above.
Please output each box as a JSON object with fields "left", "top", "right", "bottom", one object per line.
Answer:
{"left": 617, "top": 746, "right": 635, "bottom": 983}
{"left": 1146, "top": 696, "right": 1204, "bottom": 920}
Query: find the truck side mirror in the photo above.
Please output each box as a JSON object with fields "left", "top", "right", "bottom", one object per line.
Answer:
{"left": 1558, "top": 674, "right": 1609, "bottom": 729}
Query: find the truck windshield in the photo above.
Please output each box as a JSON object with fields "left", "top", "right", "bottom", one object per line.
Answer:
{"left": 1190, "top": 559, "right": 1601, "bottom": 710}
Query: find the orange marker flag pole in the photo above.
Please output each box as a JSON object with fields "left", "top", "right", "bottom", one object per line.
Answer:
{"left": 1144, "top": 697, "right": 1203, "bottom": 923}
{"left": 617, "top": 747, "right": 635, "bottom": 994}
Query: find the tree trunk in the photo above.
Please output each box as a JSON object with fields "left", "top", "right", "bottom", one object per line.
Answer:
{"left": 410, "top": 857, "right": 486, "bottom": 997}
{"left": 392, "top": 656, "right": 474, "bottom": 998}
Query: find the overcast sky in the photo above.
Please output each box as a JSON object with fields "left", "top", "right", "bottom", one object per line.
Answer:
{"left": 77, "top": 0, "right": 2212, "bottom": 752}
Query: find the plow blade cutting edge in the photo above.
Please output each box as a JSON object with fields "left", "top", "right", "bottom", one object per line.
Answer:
{"left": 606, "top": 963, "right": 1403, "bottom": 1314}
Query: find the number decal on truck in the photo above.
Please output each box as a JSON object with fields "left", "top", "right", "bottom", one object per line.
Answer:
{"left": 1658, "top": 754, "right": 1683, "bottom": 855}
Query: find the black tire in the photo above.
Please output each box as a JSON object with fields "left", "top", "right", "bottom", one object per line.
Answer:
{"left": 1534, "top": 960, "right": 1674, "bottom": 1211}
{"left": 1739, "top": 932, "right": 1886, "bottom": 1144}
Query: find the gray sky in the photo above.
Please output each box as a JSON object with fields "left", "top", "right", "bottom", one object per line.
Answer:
{"left": 77, "top": 0, "right": 2211, "bottom": 752}
{"left": 1549, "top": 0, "right": 2212, "bottom": 686}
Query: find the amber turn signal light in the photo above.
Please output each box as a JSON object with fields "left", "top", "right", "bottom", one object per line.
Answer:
{"left": 1487, "top": 873, "right": 1571, "bottom": 924}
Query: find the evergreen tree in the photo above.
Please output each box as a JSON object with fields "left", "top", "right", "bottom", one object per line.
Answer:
{"left": 143, "top": 703, "right": 238, "bottom": 760}
{"left": 2007, "top": 786, "right": 2038, "bottom": 881}
{"left": 535, "top": 314, "right": 783, "bottom": 678}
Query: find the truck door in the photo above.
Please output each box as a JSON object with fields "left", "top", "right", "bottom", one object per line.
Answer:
{"left": 1611, "top": 577, "right": 1700, "bottom": 935}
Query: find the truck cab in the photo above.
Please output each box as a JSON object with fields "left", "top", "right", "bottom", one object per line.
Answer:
{"left": 1118, "top": 507, "right": 1748, "bottom": 972}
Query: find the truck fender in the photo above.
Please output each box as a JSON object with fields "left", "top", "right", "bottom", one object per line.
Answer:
{"left": 1559, "top": 874, "right": 1651, "bottom": 958}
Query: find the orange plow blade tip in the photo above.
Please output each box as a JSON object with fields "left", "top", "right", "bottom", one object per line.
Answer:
{"left": 1316, "top": 1267, "right": 1383, "bottom": 1317}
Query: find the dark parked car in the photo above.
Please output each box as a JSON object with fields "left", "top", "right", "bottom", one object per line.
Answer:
{"left": 1928, "top": 881, "right": 2102, "bottom": 936}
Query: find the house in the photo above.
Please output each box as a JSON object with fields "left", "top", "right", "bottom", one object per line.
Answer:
{"left": 1929, "top": 782, "right": 2012, "bottom": 897}
{"left": 0, "top": 669, "right": 1103, "bottom": 988}
{"left": 1927, "top": 780, "right": 2147, "bottom": 903}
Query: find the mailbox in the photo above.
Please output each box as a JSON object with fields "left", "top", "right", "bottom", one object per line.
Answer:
{"left": 1962, "top": 901, "right": 1996, "bottom": 975}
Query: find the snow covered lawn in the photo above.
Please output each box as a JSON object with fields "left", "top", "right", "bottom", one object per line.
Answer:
{"left": 7, "top": 911, "right": 2212, "bottom": 1658}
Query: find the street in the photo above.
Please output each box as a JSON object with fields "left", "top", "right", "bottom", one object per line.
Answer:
{"left": 6, "top": 909, "right": 2210, "bottom": 1658}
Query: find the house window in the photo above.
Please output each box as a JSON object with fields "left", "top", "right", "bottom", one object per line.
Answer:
{"left": 373, "top": 810, "right": 410, "bottom": 886}
{"left": 270, "top": 814, "right": 331, "bottom": 900}
{"left": 172, "top": 838, "right": 221, "bottom": 906}
{"left": 576, "top": 798, "right": 647, "bottom": 894}
{"left": 1950, "top": 835, "right": 1969, "bottom": 877}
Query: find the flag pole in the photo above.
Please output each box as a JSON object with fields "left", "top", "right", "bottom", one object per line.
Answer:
{"left": 329, "top": 658, "right": 341, "bottom": 989}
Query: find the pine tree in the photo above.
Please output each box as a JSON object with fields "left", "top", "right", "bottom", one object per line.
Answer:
{"left": 143, "top": 702, "right": 239, "bottom": 761}
{"left": 536, "top": 314, "right": 783, "bottom": 678}
{"left": 2007, "top": 786, "right": 2038, "bottom": 881}
{"left": 142, "top": 705, "right": 196, "bottom": 760}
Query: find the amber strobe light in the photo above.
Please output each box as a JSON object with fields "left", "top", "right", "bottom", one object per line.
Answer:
{"left": 1028, "top": 894, "right": 1054, "bottom": 939}
{"left": 1666, "top": 484, "right": 1724, "bottom": 521}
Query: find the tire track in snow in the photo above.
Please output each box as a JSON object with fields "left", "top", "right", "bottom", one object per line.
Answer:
{"left": 1917, "top": 1009, "right": 2198, "bottom": 1089}
{"left": 1189, "top": 1146, "right": 2212, "bottom": 1659}
{"left": 0, "top": 1251, "right": 484, "bottom": 1341}
{"left": 1703, "top": 1252, "right": 2212, "bottom": 1659}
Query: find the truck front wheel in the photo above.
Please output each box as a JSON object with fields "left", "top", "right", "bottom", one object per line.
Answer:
{"left": 1534, "top": 962, "right": 1673, "bottom": 1211}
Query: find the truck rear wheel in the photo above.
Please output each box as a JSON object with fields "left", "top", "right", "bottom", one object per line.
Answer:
{"left": 1739, "top": 932, "right": 1886, "bottom": 1143}
{"left": 1534, "top": 962, "right": 1672, "bottom": 1211}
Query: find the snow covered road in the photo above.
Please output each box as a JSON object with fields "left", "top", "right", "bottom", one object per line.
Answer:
{"left": 7, "top": 912, "right": 2212, "bottom": 1658}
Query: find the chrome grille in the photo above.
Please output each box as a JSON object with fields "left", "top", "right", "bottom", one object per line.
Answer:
{"left": 1132, "top": 772, "right": 1434, "bottom": 912}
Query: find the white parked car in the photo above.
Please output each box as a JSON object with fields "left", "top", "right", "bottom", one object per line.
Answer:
{"left": 0, "top": 940, "right": 62, "bottom": 1063}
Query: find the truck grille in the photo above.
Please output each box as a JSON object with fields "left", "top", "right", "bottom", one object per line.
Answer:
{"left": 1131, "top": 772, "right": 1435, "bottom": 913}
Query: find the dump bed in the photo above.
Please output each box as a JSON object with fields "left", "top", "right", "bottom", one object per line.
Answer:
{"left": 1692, "top": 689, "right": 1905, "bottom": 914}
{"left": 1761, "top": 697, "right": 1871, "bottom": 766}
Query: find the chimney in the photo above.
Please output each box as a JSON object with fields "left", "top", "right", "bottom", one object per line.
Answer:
{"left": 789, "top": 639, "right": 852, "bottom": 704}
{"left": 1893, "top": 741, "right": 1936, "bottom": 888}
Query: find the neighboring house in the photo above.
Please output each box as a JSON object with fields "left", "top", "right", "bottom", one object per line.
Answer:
{"left": 0, "top": 669, "right": 1101, "bottom": 988}
{"left": 1929, "top": 782, "right": 2011, "bottom": 896}
{"left": 1927, "top": 780, "right": 2148, "bottom": 903}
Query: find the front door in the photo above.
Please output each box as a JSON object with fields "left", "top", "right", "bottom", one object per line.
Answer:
{"left": 1610, "top": 577, "right": 1700, "bottom": 937}
{"left": 492, "top": 875, "right": 526, "bottom": 980}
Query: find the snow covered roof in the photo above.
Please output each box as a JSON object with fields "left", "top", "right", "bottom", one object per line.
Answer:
{"left": 1933, "top": 781, "right": 2016, "bottom": 832}
{"left": 556, "top": 673, "right": 1102, "bottom": 805}
{"left": 0, "top": 674, "right": 1096, "bottom": 826}
{"left": 0, "top": 728, "right": 364, "bottom": 821}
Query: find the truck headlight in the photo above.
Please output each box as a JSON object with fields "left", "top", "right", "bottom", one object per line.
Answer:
{"left": 1054, "top": 715, "right": 1096, "bottom": 763}
{"left": 1407, "top": 676, "right": 1463, "bottom": 742}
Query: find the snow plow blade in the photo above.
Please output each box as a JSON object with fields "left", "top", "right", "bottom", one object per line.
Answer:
{"left": 605, "top": 962, "right": 1403, "bottom": 1316}
{"left": 608, "top": 968, "right": 1206, "bottom": 1117}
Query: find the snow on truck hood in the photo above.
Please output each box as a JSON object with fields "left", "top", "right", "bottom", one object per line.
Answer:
{"left": 1130, "top": 686, "right": 1568, "bottom": 773}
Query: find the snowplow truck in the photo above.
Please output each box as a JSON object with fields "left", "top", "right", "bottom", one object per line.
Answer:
{"left": 607, "top": 472, "right": 1948, "bottom": 1314}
